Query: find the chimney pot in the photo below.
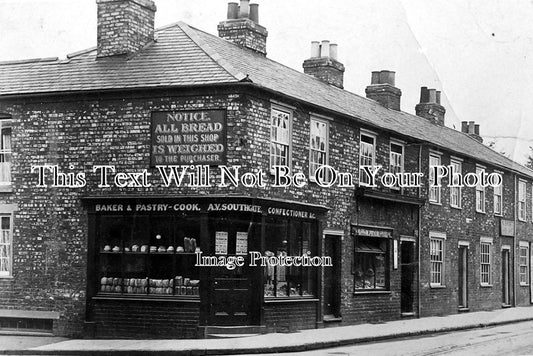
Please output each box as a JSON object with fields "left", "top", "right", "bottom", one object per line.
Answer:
{"left": 428, "top": 89, "right": 437, "bottom": 103}
{"left": 436, "top": 91, "right": 441, "bottom": 105}
{"left": 330, "top": 44, "right": 338, "bottom": 61}
{"left": 468, "top": 121, "right": 475, "bottom": 134}
{"left": 310, "top": 41, "right": 320, "bottom": 58}
{"left": 461, "top": 121, "right": 468, "bottom": 133}
{"left": 249, "top": 3, "right": 259, "bottom": 22}
{"left": 474, "top": 124, "right": 480, "bottom": 136}
{"left": 420, "top": 87, "right": 429, "bottom": 103}
{"left": 320, "top": 40, "right": 330, "bottom": 57}
{"left": 371, "top": 71, "right": 380, "bottom": 85}
{"left": 239, "top": 0, "right": 250, "bottom": 18}
{"left": 227, "top": 2, "right": 239, "bottom": 19}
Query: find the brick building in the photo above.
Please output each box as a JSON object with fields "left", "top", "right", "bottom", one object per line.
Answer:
{"left": 0, "top": 0, "right": 532, "bottom": 338}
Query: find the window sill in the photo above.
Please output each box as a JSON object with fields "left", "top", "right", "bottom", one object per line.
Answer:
{"left": 480, "top": 284, "right": 493, "bottom": 288}
{"left": 93, "top": 295, "right": 200, "bottom": 302}
{"left": 518, "top": 218, "right": 526, "bottom": 223}
{"left": 264, "top": 297, "right": 318, "bottom": 303}
{"left": 494, "top": 213, "right": 503, "bottom": 217}
{"left": 520, "top": 283, "right": 530, "bottom": 287}
{"left": 0, "top": 185, "right": 12, "bottom": 193}
{"left": 353, "top": 290, "right": 391, "bottom": 295}
{"left": 476, "top": 210, "right": 486, "bottom": 214}
{"left": 429, "top": 201, "right": 442, "bottom": 206}
{"left": 450, "top": 205, "right": 462, "bottom": 210}
{"left": 0, "top": 276, "right": 13, "bottom": 280}
{"left": 429, "top": 284, "right": 446, "bottom": 289}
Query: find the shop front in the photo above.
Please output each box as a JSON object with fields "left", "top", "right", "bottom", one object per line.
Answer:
{"left": 83, "top": 196, "right": 328, "bottom": 338}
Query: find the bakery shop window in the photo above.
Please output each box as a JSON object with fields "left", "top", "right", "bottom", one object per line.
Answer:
{"left": 97, "top": 214, "right": 200, "bottom": 297}
{"left": 263, "top": 217, "right": 318, "bottom": 298}
{"left": 354, "top": 236, "right": 389, "bottom": 290}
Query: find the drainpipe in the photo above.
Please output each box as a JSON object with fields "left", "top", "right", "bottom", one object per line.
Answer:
{"left": 417, "top": 144, "right": 422, "bottom": 318}
{"left": 513, "top": 174, "right": 517, "bottom": 307}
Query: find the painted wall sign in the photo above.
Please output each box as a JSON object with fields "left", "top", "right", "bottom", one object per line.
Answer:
{"left": 500, "top": 219, "right": 514, "bottom": 237}
{"left": 151, "top": 110, "right": 227, "bottom": 166}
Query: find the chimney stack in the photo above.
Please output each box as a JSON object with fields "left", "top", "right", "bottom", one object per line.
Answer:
{"left": 365, "top": 70, "right": 402, "bottom": 111}
{"left": 460, "top": 121, "right": 483, "bottom": 143}
{"left": 415, "top": 87, "right": 446, "bottom": 125}
{"left": 218, "top": 1, "right": 268, "bottom": 56}
{"left": 302, "top": 41, "right": 345, "bottom": 89}
{"left": 96, "top": 0, "right": 156, "bottom": 58}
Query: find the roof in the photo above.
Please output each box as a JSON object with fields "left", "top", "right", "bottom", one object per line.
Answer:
{"left": 1, "top": 21, "right": 531, "bottom": 177}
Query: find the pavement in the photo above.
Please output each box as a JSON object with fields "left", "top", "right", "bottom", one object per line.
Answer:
{"left": 2, "top": 306, "right": 533, "bottom": 355}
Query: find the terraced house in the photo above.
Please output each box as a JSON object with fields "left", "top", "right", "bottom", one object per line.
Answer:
{"left": 0, "top": 0, "right": 532, "bottom": 338}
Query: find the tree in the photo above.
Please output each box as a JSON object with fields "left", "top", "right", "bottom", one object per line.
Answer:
{"left": 525, "top": 146, "right": 533, "bottom": 170}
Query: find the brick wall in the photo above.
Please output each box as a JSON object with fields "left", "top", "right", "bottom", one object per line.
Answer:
{"left": 263, "top": 302, "right": 317, "bottom": 332}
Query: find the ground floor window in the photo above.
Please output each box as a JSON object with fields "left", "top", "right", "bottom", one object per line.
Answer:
{"left": 430, "top": 236, "right": 445, "bottom": 286}
{"left": 0, "top": 215, "right": 12, "bottom": 277}
{"left": 354, "top": 236, "right": 388, "bottom": 290}
{"left": 263, "top": 217, "right": 318, "bottom": 297}
{"left": 480, "top": 238, "right": 492, "bottom": 286}
{"left": 519, "top": 242, "right": 529, "bottom": 285}
{"left": 97, "top": 213, "right": 201, "bottom": 297}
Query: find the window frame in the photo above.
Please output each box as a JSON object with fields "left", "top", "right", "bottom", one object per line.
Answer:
{"left": 0, "top": 213, "right": 13, "bottom": 278}
{"left": 518, "top": 179, "right": 527, "bottom": 221}
{"left": 309, "top": 117, "right": 329, "bottom": 182}
{"left": 429, "top": 153, "right": 442, "bottom": 204}
{"left": 493, "top": 172, "right": 503, "bottom": 216}
{"left": 449, "top": 158, "right": 462, "bottom": 209}
{"left": 359, "top": 131, "right": 377, "bottom": 187}
{"left": 519, "top": 241, "right": 529, "bottom": 286}
{"left": 353, "top": 234, "right": 390, "bottom": 291}
{"left": 0, "top": 118, "right": 12, "bottom": 186}
{"left": 269, "top": 105, "right": 293, "bottom": 173}
{"left": 429, "top": 232, "right": 446, "bottom": 287}
{"left": 475, "top": 166, "right": 486, "bottom": 213}
{"left": 389, "top": 141, "right": 404, "bottom": 191}
{"left": 480, "top": 237, "right": 493, "bottom": 286}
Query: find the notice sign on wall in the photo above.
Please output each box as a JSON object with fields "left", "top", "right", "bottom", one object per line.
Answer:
{"left": 236, "top": 232, "right": 248, "bottom": 255}
{"left": 151, "top": 110, "right": 226, "bottom": 166}
{"left": 215, "top": 231, "right": 228, "bottom": 255}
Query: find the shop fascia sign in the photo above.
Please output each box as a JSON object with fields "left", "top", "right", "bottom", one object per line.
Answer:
{"left": 351, "top": 225, "right": 392, "bottom": 239}
{"left": 93, "top": 202, "right": 317, "bottom": 219}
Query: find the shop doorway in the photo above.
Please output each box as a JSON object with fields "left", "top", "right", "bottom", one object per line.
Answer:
{"left": 458, "top": 245, "right": 468, "bottom": 308}
{"left": 323, "top": 234, "right": 341, "bottom": 319}
{"left": 208, "top": 218, "right": 260, "bottom": 326}
{"left": 502, "top": 248, "right": 511, "bottom": 306}
{"left": 400, "top": 240, "right": 415, "bottom": 314}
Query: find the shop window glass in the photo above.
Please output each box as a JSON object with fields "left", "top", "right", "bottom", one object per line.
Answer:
{"left": 97, "top": 214, "right": 201, "bottom": 297}
{"left": 264, "top": 218, "right": 317, "bottom": 298}
{"left": 354, "top": 236, "right": 388, "bottom": 290}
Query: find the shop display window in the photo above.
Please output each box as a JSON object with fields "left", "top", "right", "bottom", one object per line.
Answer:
{"left": 354, "top": 236, "right": 389, "bottom": 290}
{"left": 263, "top": 218, "right": 318, "bottom": 298}
{"left": 97, "top": 214, "right": 201, "bottom": 298}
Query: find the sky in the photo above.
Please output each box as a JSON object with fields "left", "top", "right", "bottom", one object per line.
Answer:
{"left": 1, "top": 0, "right": 532, "bottom": 164}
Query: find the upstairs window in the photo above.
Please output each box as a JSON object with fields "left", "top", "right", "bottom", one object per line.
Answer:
{"left": 518, "top": 180, "right": 526, "bottom": 221}
{"left": 359, "top": 133, "right": 375, "bottom": 186}
{"left": 429, "top": 154, "right": 441, "bottom": 204}
{"left": 494, "top": 174, "right": 503, "bottom": 215}
{"left": 270, "top": 107, "right": 291, "bottom": 171}
{"left": 389, "top": 142, "right": 404, "bottom": 190}
{"left": 450, "top": 159, "right": 462, "bottom": 208}
{"left": 309, "top": 118, "right": 328, "bottom": 181}
{"left": 475, "top": 166, "right": 486, "bottom": 213}
{"left": 0, "top": 119, "right": 11, "bottom": 185}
